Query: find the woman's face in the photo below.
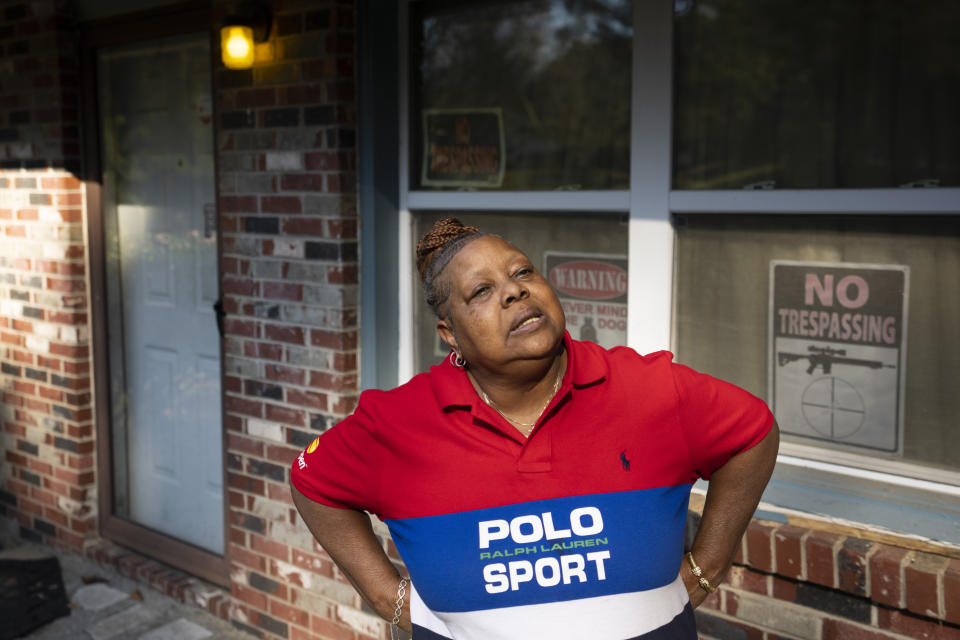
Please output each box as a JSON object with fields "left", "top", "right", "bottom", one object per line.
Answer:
{"left": 436, "top": 235, "right": 565, "bottom": 372}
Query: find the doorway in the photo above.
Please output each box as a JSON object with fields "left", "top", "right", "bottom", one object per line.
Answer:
{"left": 90, "top": 28, "right": 227, "bottom": 581}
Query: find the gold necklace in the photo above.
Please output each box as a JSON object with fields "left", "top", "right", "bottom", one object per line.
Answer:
{"left": 478, "top": 363, "right": 563, "bottom": 434}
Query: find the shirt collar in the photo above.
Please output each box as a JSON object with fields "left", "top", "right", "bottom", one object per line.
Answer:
{"left": 430, "top": 331, "right": 609, "bottom": 410}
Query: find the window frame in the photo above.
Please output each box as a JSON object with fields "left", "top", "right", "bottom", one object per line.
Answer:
{"left": 360, "top": 0, "right": 960, "bottom": 546}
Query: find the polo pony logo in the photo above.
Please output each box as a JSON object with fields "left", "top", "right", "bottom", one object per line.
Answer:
{"left": 620, "top": 449, "right": 630, "bottom": 471}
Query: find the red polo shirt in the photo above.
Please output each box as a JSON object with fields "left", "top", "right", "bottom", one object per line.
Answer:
{"left": 291, "top": 333, "right": 773, "bottom": 639}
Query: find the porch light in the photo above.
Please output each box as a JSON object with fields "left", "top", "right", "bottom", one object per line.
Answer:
{"left": 221, "top": 25, "right": 255, "bottom": 69}
{"left": 220, "top": 2, "right": 271, "bottom": 70}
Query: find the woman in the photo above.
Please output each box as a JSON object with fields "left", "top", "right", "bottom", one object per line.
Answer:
{"left": 291, "top": 218, "right": 779, "bottom": 640}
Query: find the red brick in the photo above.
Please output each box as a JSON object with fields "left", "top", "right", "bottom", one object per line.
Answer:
{"left": 53, "top": 196, "right": 82, "bottom": 210}
{"left": 281, "top": 174, "right": 324, "bottom": 191}
{"left": 261, "top": 196, "right": 302, "bottom": 214}
{"left": 327, "top": 265, "right": 357, "bottom": 284}
{"left": 58, "top": 526, "right": 87, "bottom": 548}
{"left": 304, "top": 151, "right": 338, "bottom": 171}
{"left": 311, "top": 616, "right": 356, "bottom": 640}
{"left": 310, "top": 329, "right": 356, "bottom": 350}
{"left": 223, "top": 277, "right": 257, "bottom": 296}
{"left": 267, "top": 482, "right": 295, "bottom": 505}
{"left": 282, "top": 217, "right": 325, "bottom": 236}
{"left": 838, "top": 537, "right": 873, "bottom": 597}
{"left": 40, "top": 176, "right": 82, "bottom": 190}
{"left": 230, "top": 544, "right": 267, "bottom": 572}
{"left": 264, "top": 324, "right": 304, "bottom": 344}
{"left": 225, "top": 395, "right": 264, "bottom": 418}
{"left": 227, "top": 473, "right": 265, "bottom": 496}
{"left": 823, "top": 618, "right": 909, "bottom": 640}
{"left": 945, "top": 559, "right": 960, "bottom": 626}
{"left": 228, "top": 432, "right": 265, "bottom": 457}
{"left": 13, "top": 380, "right": 36, "bottom": 395}
{"left": 230, "top": 527, "right": 246, "bottom": 546}
{"left": 877, "top": 608, "right": 960, "bottom": 640}
{"left": 265, "top": 404, "right": 305, "bottom": 427}
{"left": 236, "top": 88, "right": 276, "bottom": 108}
{"left": 734, "top": 565, "right": 769, "bottom": 595}
{"left": 871, "top": 545, "right": 909, "bottom": 608}
{"left": 286, "top": 389, "right": 327, "bottom": 411}
{"left": 326, "top": 173, "right": 343, "bottom": 192}
{"left": 772, "top": 575, "right": 798, "bottom": 601}
{"left": 228, "top": 491, "right": 244, "bottom": 508}
{"left": 905, "top": 552, "right": 949, "bottom": 619}
{"left": 805, "top": 530, "right": 841, "bottom": 588}
{"left": 266, "top": 444, "right": 300, "bottom": 465}
{"left": 251, "top": 533, "right": 289, "bottom": 562}
{"left": 263, "top": 282, "right": 302, "bottom": 301}
{"left": 38, "top": 386, "right": 63, "bottom": 401}
{"left": 224, "top": 375, "right": 242, "bottom": 394}
{"left": 270, "top": 599, "right": 309, "bottom": 627}
{"left": 282, "top": 84, "right": 324, "bottom": 105}
{"left": 331, "top": 352, "right": 356, "bottom": 372}
{"left": 308, "top": 371, "right": 355, "bottom": 392}
{"left": 220, "top": 195, "right": 258, "bottom": 213}
{"left": 225, "top": 319, "right": 257, "bottom": 337}
{"left": 232, "top": 583, "right": 268, "bottom": 610}
{"left": 19, "top": 497, "right": 43, "bottom": 517}
{"left": 290, "top": 626, "right": 317, "bottom": 640}
{"left": 43, "top": 508, "right": 68, "bottom": 528}
{"left": 2, "top": 331, "right": 24, "bottom": 345}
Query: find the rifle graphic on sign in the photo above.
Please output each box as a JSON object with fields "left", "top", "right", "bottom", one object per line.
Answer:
{"left": 777, "top": 345, "right": 896, "bottom": 375}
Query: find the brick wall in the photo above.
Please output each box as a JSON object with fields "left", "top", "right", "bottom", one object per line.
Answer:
{"left": 213, "top": 1, "right": 370, "bottom": 638}
{"left": 0, "top": 0, "right": 95, "bottom": 551}
{"left": 692, "top": 514, "right": 960, "bottom": 640}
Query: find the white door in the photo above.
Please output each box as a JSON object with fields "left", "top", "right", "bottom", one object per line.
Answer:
{"left": 99, "top": 35, "right": 223, "bottom": 553}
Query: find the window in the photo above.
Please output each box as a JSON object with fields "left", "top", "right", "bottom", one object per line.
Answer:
{"left": 411, "top": 0, "right": 632, "bottom": 190}
{"left": 673, "top": 0, "right": 960, "bottom": 189}
{"left": 674, "top": 215, "right": 959, "bottom": 474}
{"left": 403, "top": 0, "right": 636, "bottom": 374}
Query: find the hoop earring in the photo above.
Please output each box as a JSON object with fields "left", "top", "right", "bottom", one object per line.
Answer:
{"left": 449, "top": 350, "right": 467, "bottom": 369}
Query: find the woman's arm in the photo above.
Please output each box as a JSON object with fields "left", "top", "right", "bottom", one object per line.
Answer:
{"left": 291, "top": 486, "right": 412, "bottom": 633}
{"left": 683, "top": 421, "right": 780, "bottom": 607}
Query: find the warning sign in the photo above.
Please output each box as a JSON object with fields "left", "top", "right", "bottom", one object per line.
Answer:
{"left": 545, "top": 252, "right": 628, "bottom": 349}
{"left": 768, "top": 261, "right": 909, "bottom": 453}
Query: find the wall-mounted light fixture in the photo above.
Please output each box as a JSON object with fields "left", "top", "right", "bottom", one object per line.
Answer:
{"left": 221, "top": 2, "right": 271, "bottom": 70}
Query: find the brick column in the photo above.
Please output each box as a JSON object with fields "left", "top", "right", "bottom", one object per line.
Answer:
{"left": 214, "top": 2, "right": 369, "bottom": 638}
{"left": 0, "top": 0, "right": 94, "bottom": 551}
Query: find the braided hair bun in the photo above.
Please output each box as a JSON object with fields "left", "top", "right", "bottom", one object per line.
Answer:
{"left": 416, "top": 217, "right": 480, "bottom": 282}
{"left": 416, "top": 217, "right": 483, "bottom": 316}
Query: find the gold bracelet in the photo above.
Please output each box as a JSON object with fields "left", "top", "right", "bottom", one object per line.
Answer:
{"left": 685, "top": 552, "right": 718, "bottom": 593}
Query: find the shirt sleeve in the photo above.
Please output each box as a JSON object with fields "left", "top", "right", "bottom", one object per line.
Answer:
{"left": 670, "top": 361, "right": 774, "bottom": 480}
{"left": 290, "top": 391, "right": 382, "bottom": 514}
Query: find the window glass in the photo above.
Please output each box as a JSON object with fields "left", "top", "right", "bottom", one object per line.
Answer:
{"left": 412, "top": 212, "right": 629, "bottom": 373}
{"left": 674, "top": 215, "right": 960, "bottom": 473}
{"left": 673, "top": 0, "right": 960, "bottom": 189}
{"left": 411, "top": 0, "right": 632, "bottom": 190}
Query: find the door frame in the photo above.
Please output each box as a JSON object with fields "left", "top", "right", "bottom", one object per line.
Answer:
{"left": 82, "top": 1, "right": 230, "bottom": 587}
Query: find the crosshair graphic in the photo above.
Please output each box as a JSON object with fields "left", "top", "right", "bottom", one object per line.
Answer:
{"left": 801, "top": 376, "right": 865, "bottom": 439}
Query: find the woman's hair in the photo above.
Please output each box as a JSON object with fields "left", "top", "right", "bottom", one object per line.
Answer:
{"left": 416, "top": 217, "right": 484, "bottom": 317}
